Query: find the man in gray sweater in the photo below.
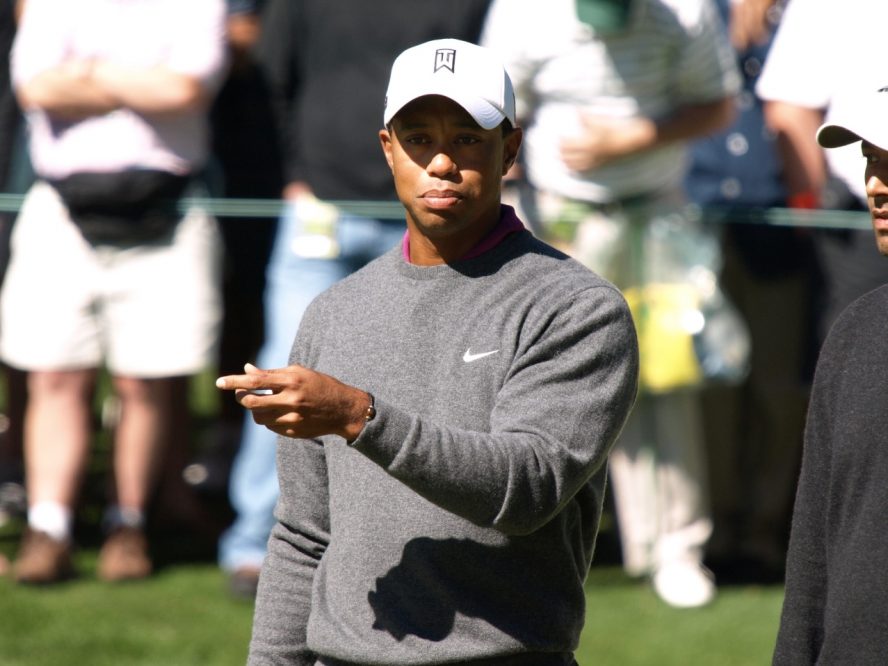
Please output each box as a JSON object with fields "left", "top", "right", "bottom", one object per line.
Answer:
{"left": 217, "top": 39, "right": 639, "bottom": 665}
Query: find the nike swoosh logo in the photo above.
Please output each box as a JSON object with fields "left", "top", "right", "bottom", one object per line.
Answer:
{"left": 463, "top": 348, "right": 500, "bottom": 363}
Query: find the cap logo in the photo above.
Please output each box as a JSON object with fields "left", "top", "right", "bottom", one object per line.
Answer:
{"left": 434, "top": 48, "right": 456, "bottom": 74}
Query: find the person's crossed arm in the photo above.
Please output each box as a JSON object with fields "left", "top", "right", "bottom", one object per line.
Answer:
{"left": 17, "top": 59, "right": 211, "bottom": 120}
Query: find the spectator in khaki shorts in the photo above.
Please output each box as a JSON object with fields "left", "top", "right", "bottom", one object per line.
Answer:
{"left": 1, "top": 0, "right": 227, "bottom": 584}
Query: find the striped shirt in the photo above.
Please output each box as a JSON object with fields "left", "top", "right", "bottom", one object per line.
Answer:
{"left": 481, "top": 0, "right": 740, "bottom": 203}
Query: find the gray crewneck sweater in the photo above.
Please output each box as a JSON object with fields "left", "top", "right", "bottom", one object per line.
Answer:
{"left": 248, "top": 225, "right": 639, "bottom": 665}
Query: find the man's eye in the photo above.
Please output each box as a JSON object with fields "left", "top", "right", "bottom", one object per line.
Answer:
{"left": 455, "top": 136, "right": 481, "bottom": 145}
{"left": 865, "top": 154, "right": 879, "bottom": 165}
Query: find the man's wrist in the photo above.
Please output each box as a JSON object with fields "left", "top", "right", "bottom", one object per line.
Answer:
{"left": 616, "top": 116, "right": 657, "bottom": 158}
{"left": 345, "top": 390, "right": 376, "bottom": 444}
{"left": 787, "top": 191, "right": 820, "bottom": 209}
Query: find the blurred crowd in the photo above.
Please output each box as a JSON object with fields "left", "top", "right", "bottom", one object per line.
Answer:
{"left": 0, "top": 0, "right": 882, "bottom": 615}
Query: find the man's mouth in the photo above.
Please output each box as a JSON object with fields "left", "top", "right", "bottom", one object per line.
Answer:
{"left": 421, "top": 190, "right": 463, "bottom": 208}
{"left": 871, "top": 211, "right": 888, "bottom": 231}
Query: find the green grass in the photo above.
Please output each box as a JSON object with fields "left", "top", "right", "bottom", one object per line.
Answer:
{"left": 0, "top": 549, "right": 254, "bottom": 666}
{"left": 578, "top": 567, "right": 782, "bottom": 664}
{"left": 0, "top": 547, "right": 782, "bottom": 665}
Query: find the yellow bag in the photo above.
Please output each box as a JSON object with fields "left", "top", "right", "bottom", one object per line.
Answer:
{"left": 623, "top": 283, "right": 704, "bottom": 393}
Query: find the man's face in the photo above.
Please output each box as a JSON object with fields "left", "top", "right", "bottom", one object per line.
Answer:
{"left": 863, "top": 140, "right": 888, "bottom": 255}
{"left": 379, "top": 95, "right": 521, "bottom": 264}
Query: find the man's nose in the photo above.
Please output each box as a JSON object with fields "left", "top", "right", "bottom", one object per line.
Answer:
{"left": 427, "top": 150, "right": 458, "bottom": 177}
{"left": 866, "top": 170, "right": 888, "bottom": 197}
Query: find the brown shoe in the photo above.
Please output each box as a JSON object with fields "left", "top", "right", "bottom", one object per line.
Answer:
{"left": 98, "top": 526, "right": 152, "bottom": 582}
{"left": 13, "top": 528, "right": 75, "bottom": 584}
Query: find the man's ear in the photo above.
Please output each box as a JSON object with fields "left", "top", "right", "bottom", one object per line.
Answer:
{"left": 502, "top": 127, "right": 523, "bottom": 176}
{"left": 379, "top": 128, "right": 395, "bottom": 171}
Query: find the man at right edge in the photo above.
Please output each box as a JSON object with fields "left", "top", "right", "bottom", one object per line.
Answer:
{"left": 773, "top": 86, "right": 888, "bottom": 664}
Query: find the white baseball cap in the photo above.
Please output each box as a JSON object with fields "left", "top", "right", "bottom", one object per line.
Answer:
{"left": 816, "top": 86, "right": 888, "bottom": 150}
{"left": 383, "top": 38, "right": 516, "bottom": 131}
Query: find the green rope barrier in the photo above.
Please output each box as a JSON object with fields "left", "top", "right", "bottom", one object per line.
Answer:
{"left": 0, "top": 193, "right": 872, "bottom": 229}
{"left": 0, "top": 194, "right": 407, "bottom": 220}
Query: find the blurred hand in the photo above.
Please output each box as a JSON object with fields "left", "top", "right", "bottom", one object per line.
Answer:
{"left": 559, "top": 113, "right": 649, "bottom": 172}
{"left": 216, "top": 363, "right": 370, "bottom": 442}
{"left": 225, "top": 12, "right": 261, "bottom": 73}
{"left": 283, "top": 181, "right": 314, "bottom": 200}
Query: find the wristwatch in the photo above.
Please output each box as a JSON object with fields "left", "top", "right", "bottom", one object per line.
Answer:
{"left": 364, "top": 392, "right": 377, "bottom": 422}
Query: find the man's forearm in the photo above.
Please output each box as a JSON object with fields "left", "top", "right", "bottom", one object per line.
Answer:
{"left": 653, "top": 97, "right": 737, "bottom": 147}
{"left": 91, "top": 61, "right": 209, "bottom": 115}
{"left": 18, "top": 59, "right": 210, "bottom": 119}
{"left": 563, "top": 97, "right": 737, "bottom": 171}
{"left": 611, "top": 98, "right": 739, "bottom": 156}
{"left": 16, "top": 61, "right": 119, "bottom": 119}
{"left": 764, "top": 101, "right": 828, "bottom": 199}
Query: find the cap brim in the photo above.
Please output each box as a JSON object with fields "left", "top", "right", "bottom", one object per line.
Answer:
{"left": 816, "top": 125, "right": 864, "bottom": 148}
{"left": 384, "top": 89, "right": 507, "bottom": 130}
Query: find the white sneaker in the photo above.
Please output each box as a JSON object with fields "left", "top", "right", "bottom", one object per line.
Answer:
{"left": 652, "top": 560, "right": 716, "bottom": 608}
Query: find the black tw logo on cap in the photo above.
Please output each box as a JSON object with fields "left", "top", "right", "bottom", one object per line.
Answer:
{"left": 434, "top": 49, "right": 456, "bottom": 73}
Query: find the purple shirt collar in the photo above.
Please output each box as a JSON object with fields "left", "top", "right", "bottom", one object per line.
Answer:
{"left": 401, "top": 205, "right": 526, "bottom": 264}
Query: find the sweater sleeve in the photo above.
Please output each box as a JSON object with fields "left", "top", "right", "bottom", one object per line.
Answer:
{"left": 772, "top": 329, "right": 837, "bottom": 664}
{"left": 351, "top": 284, "right": 638, "bottom": 536}
{"left": 248, "top": 434, "right": 330, "bottom": 665}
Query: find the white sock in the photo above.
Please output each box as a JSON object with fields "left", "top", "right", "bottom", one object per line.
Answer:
{"left": 28, "top": 501, "right": 73, "bottom": 542}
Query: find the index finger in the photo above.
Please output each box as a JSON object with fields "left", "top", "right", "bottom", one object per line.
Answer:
{"left": 215, "top": 373, "right": 270, "bottom": 392}
{"left": 216, "top": 362, "right": 270, "bottom": 390}
{"left": 216, "top": 362, "right": 303, "bottom": 392}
